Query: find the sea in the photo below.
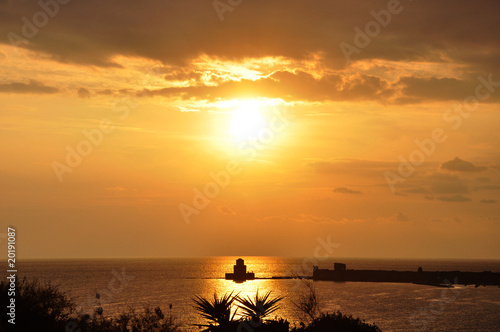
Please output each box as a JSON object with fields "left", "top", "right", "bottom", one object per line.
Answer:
{"left": 6, "top": 257, "right": 500, "bottom": 331}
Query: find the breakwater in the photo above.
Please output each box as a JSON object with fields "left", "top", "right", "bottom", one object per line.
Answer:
{"left": 312, "top": 263, "right": 500, "bottom": 286}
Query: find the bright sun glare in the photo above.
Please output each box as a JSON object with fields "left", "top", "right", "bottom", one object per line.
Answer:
{"left": 229, "top": 102, "right": 265, "bottom": 139}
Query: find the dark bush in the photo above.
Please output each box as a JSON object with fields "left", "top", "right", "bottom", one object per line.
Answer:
{"left": 1, "top": 277, "right": 74, "bottom": 332}
{"left": 73, "top": 306, "right": 179, "bottom": 332}
{"left": 200, "top": 318, "right": 290, "bottom": 332}
{"left": 1, "top": 278, "right": 179, "bottom": 332}
{"left": 291, "top": 312, "right": 381, "bottom": 332}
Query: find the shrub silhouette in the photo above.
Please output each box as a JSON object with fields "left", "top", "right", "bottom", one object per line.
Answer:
{"left": 192, "top": 291, "right": 238, "bottom": 330}
{"left": 74, "top": 306, "right": 179, "bottom": 332}
{"left": 292, "top": 279, "right": 321, "bottom": 323}
{"left": 1, "top": 277, "right": 74, "bottom": 332}
{"left": 192, "top": 290, "right": 289, "bottom": 332}
{"left": 236, "top": 289, "right": 284, "bottom": 323}
{"left": 291, "top": 312, "right": 382, "bottom": 332}
{"left": 1, "top": 278, "right": 179, "bottom": 332}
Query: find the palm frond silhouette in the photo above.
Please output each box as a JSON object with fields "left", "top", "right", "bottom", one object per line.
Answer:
{"left": 192, "top": 291, "right": 238, "bottom": 328}
{"left": 236, "top": 289, "right": 283, "bottom": 323}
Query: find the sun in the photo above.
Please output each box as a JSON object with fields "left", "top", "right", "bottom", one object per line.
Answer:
{"left": 229, "top": 102, "right": 266, "bottom": 139}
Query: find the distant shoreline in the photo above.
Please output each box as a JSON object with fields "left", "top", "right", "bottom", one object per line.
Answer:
{"left": 312, "top": 262, "right": 500, "bottom": 287}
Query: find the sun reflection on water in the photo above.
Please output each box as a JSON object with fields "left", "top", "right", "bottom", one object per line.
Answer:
{"left": 205, "top": 256, "right": 297, "bottom": 279}
{"left": 195, "top": 278, "right": 297, "bottom": 325}
{"left": 192, "top": 257, "right": 301, "bottom": 324}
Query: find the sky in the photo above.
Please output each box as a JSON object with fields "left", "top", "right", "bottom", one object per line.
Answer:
{"left": 0, "top": 0, "right": 499, "bottom": 259}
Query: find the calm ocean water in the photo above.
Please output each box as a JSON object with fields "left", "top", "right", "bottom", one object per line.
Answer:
{"left": 6, "top": 257, "right": 500, "bottom": 331}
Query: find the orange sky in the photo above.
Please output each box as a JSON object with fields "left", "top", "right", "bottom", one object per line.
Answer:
{"left": 0, "top": 0, "right": 499, "bottom": 259}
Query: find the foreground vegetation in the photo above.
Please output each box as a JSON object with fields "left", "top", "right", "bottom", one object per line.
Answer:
{"left": 1, "top": 278, "right": 381, "bottom": 332}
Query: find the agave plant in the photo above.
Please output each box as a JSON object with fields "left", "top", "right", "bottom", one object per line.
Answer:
{"left": 236, "top": 289, "right": 284, "bottom": 323}
{"left": 192, "top": 291, "right": 238, "bottom": 329}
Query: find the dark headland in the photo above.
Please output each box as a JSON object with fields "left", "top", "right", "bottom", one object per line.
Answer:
{"left": 312, "top": 262, "right": 500, "bottom": 287}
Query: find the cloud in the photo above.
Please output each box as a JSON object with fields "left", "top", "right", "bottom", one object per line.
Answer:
{"left": 0, "top": 80, "right": 58, "bottom": 94}
{"left": 292, "top": 214, "right": 362, "bottom": 224}
{"left": 333, "top": 187, "right": 362, "bottom": 194}
{"left": 161, "top": 67, "right": 203, "bottom": 82}
{"left": 431, "top": 182, "right": 468, "bottom": 194}
{"left": 475, "top": 177, "right": 491, "bottom": 183}
{"left": 219, "top": 206, "right": 236, "bottom": 215}
{"left": 438, "top": 195, "right": 472, "bottom": 202}
{"left": 441, "top": 157, "right": 487, "bottom": 172}
{"left": 402, "top": 187, "right": 429, "bottom": 194}
{"left": 307, "top": 159, "right": 396, "bottom": 175}
{"left": 105, "top": 186, "right": 127, "bottom": 191}
{"left": 130, "top": 67, "right": 500, "bottom": 103}
{"left": 376, "top": 212, "right": 412, "bottom": 223}
{"left": 474, "top": 185, "right": 500, "bottom": 191}
{"left": 258, "top": 214, "right": 353, "bottom": 224}
{"left": 1, "top": 1, "right": 499, "bottom": 105}
{"left": 429, "top": 173, "right": 468, "bottom": 194}
{"left": 396, "top": 212, "right": 410, "bottom": 222}
{"left": 480, "top": 199, "right": 498, "bottom": 204}
{"left": 139, "top": 70, "right": 393, "bottom": 102}
{"left": 395, "top": 77, "right": 472, "bottom": 102}
{"left": 1, "top": 0, "right": 499, "bottom": 77}
{"left": 77, "top": 87, "right": 91, "bottom": 99}
{"left": 97, "top": 89, "right": 115, "bottom": 96}
{"left": 429, "top": 217, "right": 461, "bottom": 223}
